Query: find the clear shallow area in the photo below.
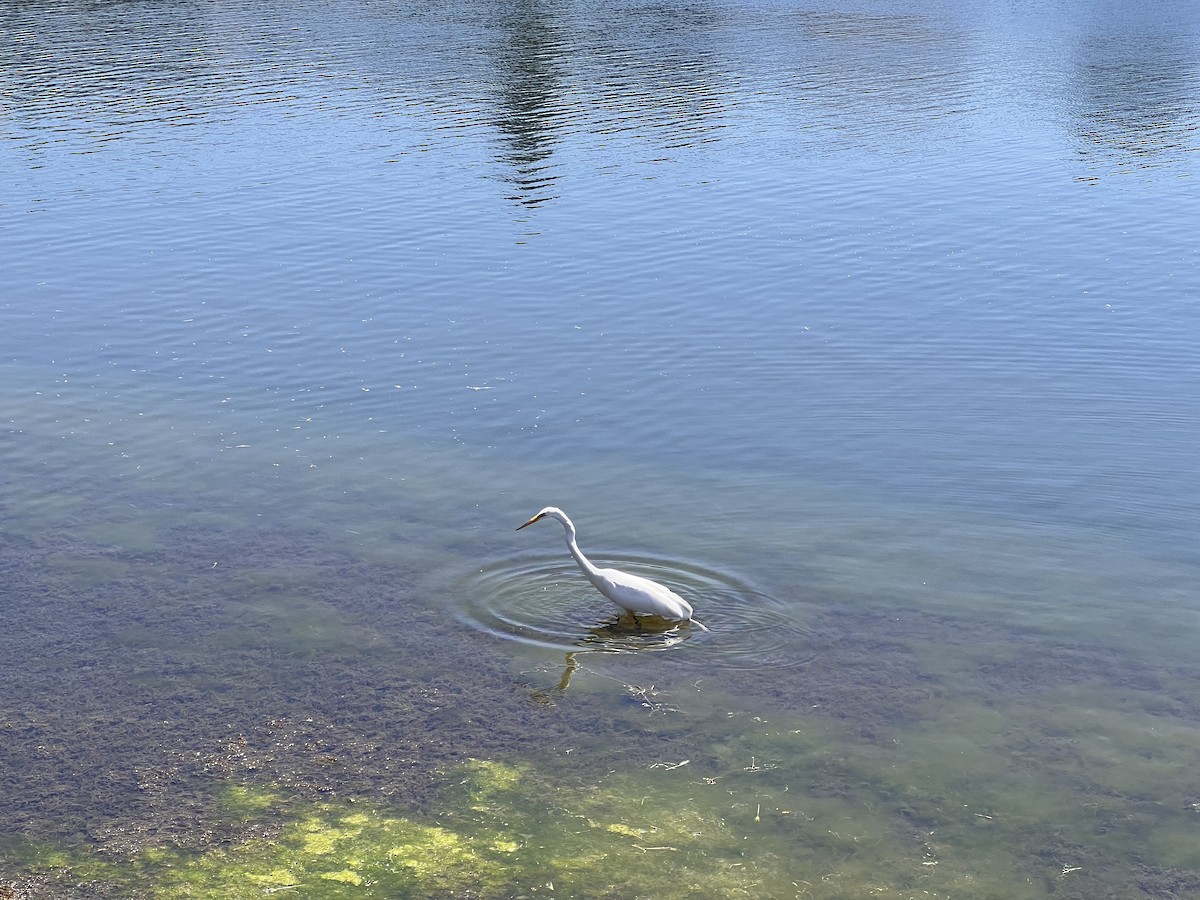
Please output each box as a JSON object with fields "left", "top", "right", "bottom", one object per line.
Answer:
{"left": 3, "top": 0, "right": 1200, "bottom": 896}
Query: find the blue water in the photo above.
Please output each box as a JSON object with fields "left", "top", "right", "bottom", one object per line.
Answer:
{"left": 3, "top": 0, "right": 1200, "bottom": 893}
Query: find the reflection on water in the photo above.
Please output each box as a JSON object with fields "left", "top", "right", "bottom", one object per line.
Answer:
{"left": 488, "top": 0, "right": 564, "bottom": 206}
{"left": 1070, "top": 31, "right": 1200, "bottom": 176}
{"left": 575, "top": 613, "right": 694, "bottom": 651}
{"left": 4, "top": 0, "right": 1195, "bottom": 186}
{"left": 528, "top": 651, "right": 691, "bottom": 713}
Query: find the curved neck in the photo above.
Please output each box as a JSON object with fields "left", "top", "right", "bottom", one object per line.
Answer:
{"left": 562, "top": 524, "right": 604, "bottom": 585}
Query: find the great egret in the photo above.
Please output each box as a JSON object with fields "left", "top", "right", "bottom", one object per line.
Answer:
{"left": 516, "top": 507, "right": 705, "bottom": 629}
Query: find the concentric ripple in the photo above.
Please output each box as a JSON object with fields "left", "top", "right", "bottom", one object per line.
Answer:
{"left": 457, "top": 554, "right": 813, "bottom": 669}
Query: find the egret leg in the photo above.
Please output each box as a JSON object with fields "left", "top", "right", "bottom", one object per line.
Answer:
{"left": 615, "top": 611, "right": 642, "bottom": 630}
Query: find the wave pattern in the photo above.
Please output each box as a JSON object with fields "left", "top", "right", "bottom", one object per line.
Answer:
{"left": 457, "top": 554, "right": 813, "bottom": 669}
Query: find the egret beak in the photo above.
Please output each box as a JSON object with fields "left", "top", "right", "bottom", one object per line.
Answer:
{"left": 516, "top": 513, "right": 543, "bottom": 531}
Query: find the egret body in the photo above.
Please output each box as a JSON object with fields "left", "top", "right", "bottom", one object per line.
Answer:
{"left": 516, "top": 507, "right": 703, "bottom": 627}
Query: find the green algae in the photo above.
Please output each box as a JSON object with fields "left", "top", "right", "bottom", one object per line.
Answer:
{"left": 7, "top": 657, "right": 1200, "bottom": 900}
{"left": 149, "top": 808, "right": 502, "bottom": 898}
{"left": 5, "top": 761, "right": 776, "bottom": 899}
{"left": 221, "top": 784, "right": 283, "bottom": 816}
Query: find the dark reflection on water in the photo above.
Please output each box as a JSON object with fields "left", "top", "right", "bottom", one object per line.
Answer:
{"left": 3, "top": 0, "right": 1196, "bottom": 187}
{"left": 1069, "top": 32, "right": 1200, "bottom": 176}
{"left": 2, "top": 1, "right": 294, "bottom": 139}
{"left": 488, "top": 0, "right": 566, "bottom": 207}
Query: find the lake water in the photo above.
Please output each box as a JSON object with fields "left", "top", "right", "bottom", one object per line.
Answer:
{"left": 3, "top": 0, "right": 1200, "bottom": 895}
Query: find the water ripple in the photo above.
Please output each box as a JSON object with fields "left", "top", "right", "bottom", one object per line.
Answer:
{"left": 457, "top": 553, "right": 812, "bottom": 669}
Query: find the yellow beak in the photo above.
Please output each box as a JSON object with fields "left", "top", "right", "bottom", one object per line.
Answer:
{"left": 516, "top": 513, "right": 543, "bottom": 531}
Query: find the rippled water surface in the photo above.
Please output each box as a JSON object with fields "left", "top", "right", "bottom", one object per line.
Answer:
{"left": 3, "top": 0, "right": 1200, "bottom": 896}
{"left": 459, "top": 548, "right": 812, "bottom": 665}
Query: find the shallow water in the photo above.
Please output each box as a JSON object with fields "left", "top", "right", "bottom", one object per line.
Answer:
{"left": 3, "top": 0, "right": 1200, "bottom": 895}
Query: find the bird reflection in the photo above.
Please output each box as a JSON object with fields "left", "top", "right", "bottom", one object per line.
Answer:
{"left": 529, "top": 614, "right": 694, "bottom": 705}
{"left": 576, "top": 612, "right": 693, "bottom": 652}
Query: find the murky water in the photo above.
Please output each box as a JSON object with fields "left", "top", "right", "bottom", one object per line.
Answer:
{"left": 3, "top": 0, "right": 1200, "bottom": 895}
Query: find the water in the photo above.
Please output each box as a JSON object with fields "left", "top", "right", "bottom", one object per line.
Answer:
{"left": 3, "top": 0, "right": 1200, "bottom": 895}
{"left": 460, "top": 547, "right": 811, "bottom": 664}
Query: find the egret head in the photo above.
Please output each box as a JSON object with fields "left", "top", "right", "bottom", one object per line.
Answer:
{"left": 516, "top": 506, "right": 569, "bottom": 531}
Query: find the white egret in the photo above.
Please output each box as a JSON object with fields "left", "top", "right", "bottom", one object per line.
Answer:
{"left": 516, "top": 507, "right": 706, "bottom": 629}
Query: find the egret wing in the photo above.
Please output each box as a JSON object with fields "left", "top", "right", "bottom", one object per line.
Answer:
{"left": 597, "top": 568, "right": 693, "bottom": 619}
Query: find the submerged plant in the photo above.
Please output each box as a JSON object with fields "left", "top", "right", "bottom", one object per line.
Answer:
{"left": 7, "top": 759, "right": 768, "bottom": 899}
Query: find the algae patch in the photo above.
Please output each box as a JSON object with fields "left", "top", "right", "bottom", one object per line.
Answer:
{"left": 150, "top": 793, "right": 511, "bottom": 898}
{"left": 7, "top": 763, "right": 767, "bottom": 899}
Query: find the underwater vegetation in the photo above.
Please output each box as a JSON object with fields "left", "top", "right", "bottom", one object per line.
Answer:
{"left": 4, "top": 463, "right": 1200, "bottom": 899}
{"left": 5, "top": 761, "right": 773, "bottom": 899}
{"left": 7, "top": 688, "right": 1200, "bottom": 900}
